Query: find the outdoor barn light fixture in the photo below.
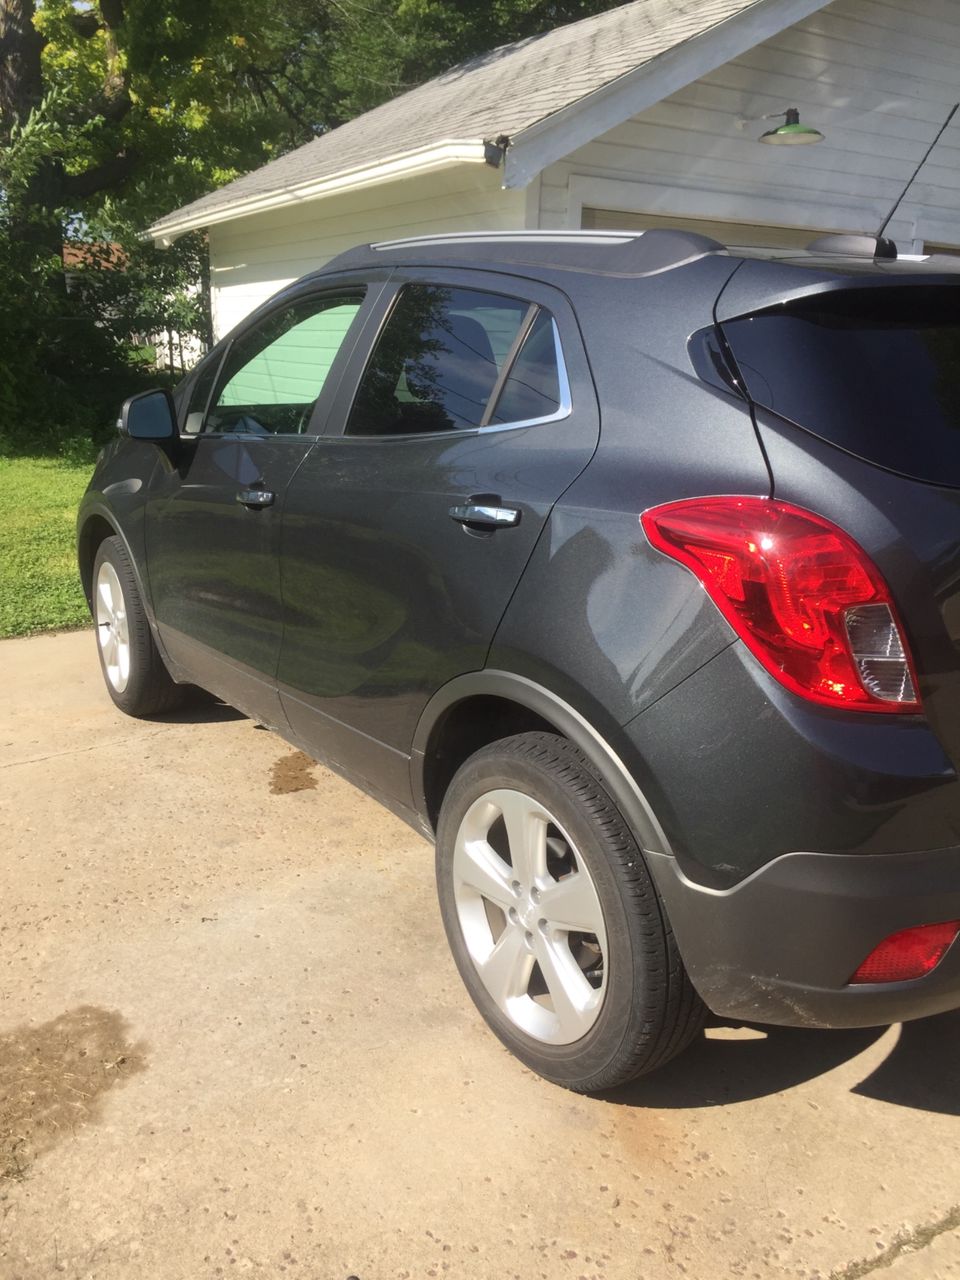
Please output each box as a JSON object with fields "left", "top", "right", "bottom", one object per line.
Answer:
{"left": 758, "top": 107, "right": 825, "bottom": 145}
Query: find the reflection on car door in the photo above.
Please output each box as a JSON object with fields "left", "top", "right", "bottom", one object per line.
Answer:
{"left": 277, "top": 271, "right": 600, "bottom": 805}
{"left": 145, "top": 284, "right": 374, "bottom": 726}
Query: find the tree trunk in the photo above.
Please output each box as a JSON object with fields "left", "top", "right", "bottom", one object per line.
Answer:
{"left": 0, "top": 0, "right": 44, "bottom": 138}
{"left": 0, "top": 0, "right": 63, "bottom": 281}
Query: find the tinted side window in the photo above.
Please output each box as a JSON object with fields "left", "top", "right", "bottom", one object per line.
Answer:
{"left": 206, "top": 293, "right": 363, "bottom": 436}
{"left": 488, "top": 310, "right": 563, "bottom": 425}
{"left": 346, "top": 285, "right": 531, "bottom": 436}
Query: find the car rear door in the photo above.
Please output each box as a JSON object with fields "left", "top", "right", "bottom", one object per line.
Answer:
{"left": 144, "top": 279, "right": 381, "bottom": 725}
{"left": 276, "top": 269, "right": 600, "bottom": 803}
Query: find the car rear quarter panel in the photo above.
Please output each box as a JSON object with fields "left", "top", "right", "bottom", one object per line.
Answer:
{"left": 489, "top": 260, "right": 771, "bottom": 729}
{"left": 756, "top": 408, "right": 960, "bottom": 781}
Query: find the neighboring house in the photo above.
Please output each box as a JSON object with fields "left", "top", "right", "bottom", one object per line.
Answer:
{"left": 63, "top": 240, "right": 204, "bottom": 373}
{"left": 148, "top": 0, "right": 960, "bottom": 341}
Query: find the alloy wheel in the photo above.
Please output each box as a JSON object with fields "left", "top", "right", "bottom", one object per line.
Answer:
{"left": 452, "top": 788, "right": 608, "bottom": 1045}
{"left": 95, "top": 560, "right": 131, "bottom": 693}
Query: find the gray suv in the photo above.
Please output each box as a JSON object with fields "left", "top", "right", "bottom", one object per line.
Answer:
{"left": 78, "top": 229, "right": 960, "bottom": 1092}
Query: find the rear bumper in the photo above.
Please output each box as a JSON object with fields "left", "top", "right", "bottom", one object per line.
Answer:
{"left": 647, "top": 844, "right": 960, "bottom": 1028}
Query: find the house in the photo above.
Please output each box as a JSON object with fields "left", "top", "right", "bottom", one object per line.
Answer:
{"left": 148, "top": 0, "right": 960, "bottom": 342}
{"left": 62, "top": 240, "right": 202, "bottom": 372}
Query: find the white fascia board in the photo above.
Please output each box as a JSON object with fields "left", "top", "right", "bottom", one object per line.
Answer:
{"left": 503, "top": 0, "right": 834, "bottom": 189}
{"left": 147, "top": 139, "right": 491, "bottom": 245}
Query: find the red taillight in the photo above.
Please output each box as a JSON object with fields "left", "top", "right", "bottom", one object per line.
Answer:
{"left": 849, "top": 921, "right": 960, "bottom": 984}
{"left": 641, "top": 497, "right": 920, "bottom": 713}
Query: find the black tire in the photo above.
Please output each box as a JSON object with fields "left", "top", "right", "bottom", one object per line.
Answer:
{"left": 92, "top": 536, "right": 189, "bottom": 717}
{"left": 435, "top": 732, "right": 705, "bottom": 1092}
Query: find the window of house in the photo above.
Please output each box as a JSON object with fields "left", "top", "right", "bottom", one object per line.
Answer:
{"left": 345, "top": 284, "right": 564, "bottom": 436}
{"left": 205, "top": 293, "right": 364, "bottom": 435}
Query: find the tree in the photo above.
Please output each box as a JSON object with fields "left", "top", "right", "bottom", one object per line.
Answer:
{"left": 0, "top": 0, "right": 623, "bottom": 454}
{"left": 0, "top": 0, "right": 334, "bottom": 453}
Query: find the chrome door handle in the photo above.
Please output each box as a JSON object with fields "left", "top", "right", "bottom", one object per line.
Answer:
{"left": 449, "top": 503, "right": 520, "bottom": 529}
{"left": 236, "top": 488, "right": 275, "bottom": 508}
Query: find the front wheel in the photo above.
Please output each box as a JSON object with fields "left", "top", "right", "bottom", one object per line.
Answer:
{"left": 435, "top": 732, "right": 705, "bottom": 1092}
{"left": 92, "top": 536, "right": 188, "bottom": 717}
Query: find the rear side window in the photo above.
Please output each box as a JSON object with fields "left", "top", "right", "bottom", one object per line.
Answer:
{"left": 346, "top": 284, "right": 563, "bottom": 436}
{"left": 722, "top": 286, "right": 960, "bottom": 487}
{"left": 488, "top": 310, "right": 563, "bottom": 425}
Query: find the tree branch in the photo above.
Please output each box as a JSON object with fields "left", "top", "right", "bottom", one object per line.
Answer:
{"left": 61, "top": 148, "right": 138, "bottom": 201}
{"left": 87, "top": 84, "right": 132, "bottom": 124}
{"left": 247, "top": 65, "right": 315, "bottom": 134}
{"left": 98, "top": 0, "right": 124, "bottom": 32}
{"left": 68, "top": 11, "right": 101, "bottom": 38}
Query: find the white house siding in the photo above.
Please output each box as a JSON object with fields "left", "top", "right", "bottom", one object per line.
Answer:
{"left": 208, "top": 168, "right": 527, "bottom": 340}
{"left": 537, "top": 0, "right": 960, "bottom": 249}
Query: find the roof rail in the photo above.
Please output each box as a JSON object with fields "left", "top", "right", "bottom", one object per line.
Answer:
{"left": 807, "top": 233, "right": 898, "bottom": 260}
{"left": 369, "top": 227, "right": 724, "bottom": 274}
{"left": 372, "top": 230, "right": 641, "bottom": 250}
{"left": 611, "top": 228, "right": 723, "bottom": 273}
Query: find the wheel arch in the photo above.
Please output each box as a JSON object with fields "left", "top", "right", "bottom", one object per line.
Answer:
{"left": 411, "top": 670, "right": 672, "bottom": 857}
{"left": 77, "top": 504, "right": 155, "bottom": 631}
{"left": 77, "top": 511, "right": 121, "bottom": 609}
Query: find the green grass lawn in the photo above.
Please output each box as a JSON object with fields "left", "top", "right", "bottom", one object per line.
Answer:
{"left": 0, "top": 456, "right": 95, "bottom": 638}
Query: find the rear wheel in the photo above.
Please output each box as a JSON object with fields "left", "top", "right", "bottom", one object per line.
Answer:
{"left": 93, "top": 536, "right": 188, "bottom": 717}
{"left": 435, "top": 732, "right": 705, "bottom": 1092}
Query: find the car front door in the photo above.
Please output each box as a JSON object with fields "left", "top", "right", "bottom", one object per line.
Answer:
{"left": 276, "top": 270, "right": 600, "bottom": 804}
{"left": 144, "top": 280, "right": 379, "bottom": 725}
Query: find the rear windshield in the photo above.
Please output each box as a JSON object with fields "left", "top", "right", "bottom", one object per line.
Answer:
{"left": 721, "top": 286, "right": 960, "bottom": 487}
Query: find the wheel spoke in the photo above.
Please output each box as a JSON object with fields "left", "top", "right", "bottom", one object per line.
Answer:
{"left": 102, "top": 630, "right": 118, "bottom": 669}
{"left": 117, "top": 637, "right": 130, "bottom": 683}
{"left": 538, "top": 871, "right": 605, "bottom": 937}
{"left": 97, "top": 577, "right": 115, "bottom": 623}
{"left": 533, "top": 933, "right": 597, "bottom": 1041}
{"left": 95, "top": 561, "right": 131, "bottom": 694}
{"left": 455, "top": 838, "right": 516, "bottom": 913}
{"left": 497, "top": 790, "right": 547, "bottom": 887}
{"left": 478, "top": 924, "right": 533, "bottom": 1009}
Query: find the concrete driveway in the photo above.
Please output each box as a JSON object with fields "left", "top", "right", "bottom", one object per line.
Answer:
{"left": 2, "top": 629, "right": 959, "bottom": 1280}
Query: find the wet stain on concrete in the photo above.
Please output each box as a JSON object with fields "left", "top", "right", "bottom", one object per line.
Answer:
{"left": 0, "top": 1006, "right": 147, "bottom": 1181}
{"left": 270, "top": 750, "right": 318, "bottom": 795}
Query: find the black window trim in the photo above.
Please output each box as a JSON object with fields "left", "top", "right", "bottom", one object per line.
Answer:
{"left": 176, "top": 345, "right": 228, "bottom": 435}
{"left": 341, "top": 280, "right": 573, "bottom": 442}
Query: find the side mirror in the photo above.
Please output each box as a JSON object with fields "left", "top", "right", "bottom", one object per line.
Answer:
{"left": 121, "top": 389, "right": 178, "bottom": 441}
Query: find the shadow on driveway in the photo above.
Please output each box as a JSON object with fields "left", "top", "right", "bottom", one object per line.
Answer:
{"left": 609, "top": 1011, "right": 960, "bottom": 1116}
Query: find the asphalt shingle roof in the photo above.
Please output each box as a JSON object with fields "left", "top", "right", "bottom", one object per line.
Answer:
{"left": 150, "top": 0, "right": 763, "bottom": 236}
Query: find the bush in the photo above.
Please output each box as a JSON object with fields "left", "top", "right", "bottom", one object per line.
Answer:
{"left": 0, "top": 214, "right": 206, "bottom": 459}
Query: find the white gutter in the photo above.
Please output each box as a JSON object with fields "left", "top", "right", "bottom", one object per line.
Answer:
{"left": 147, "top": 139, "right": 492, "bottom": 245}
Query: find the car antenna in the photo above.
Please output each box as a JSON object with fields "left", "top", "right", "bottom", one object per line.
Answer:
{"left": 876, "top": 101, "right": 959, "bottom": 243}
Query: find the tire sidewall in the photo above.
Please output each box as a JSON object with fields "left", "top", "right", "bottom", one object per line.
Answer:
{"left": 92, "top": 537, "right": 154, "bottom": 716}
{"left": 436, "top": 738, "right": 662, "bottom": 1088}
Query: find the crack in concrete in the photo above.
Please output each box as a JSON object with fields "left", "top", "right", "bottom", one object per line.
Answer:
{"left": 831, "top": 1204, "right": 960, "bottom": 1278}
{"left": 0, "top": 727, "right": 178, "bottom": 770}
